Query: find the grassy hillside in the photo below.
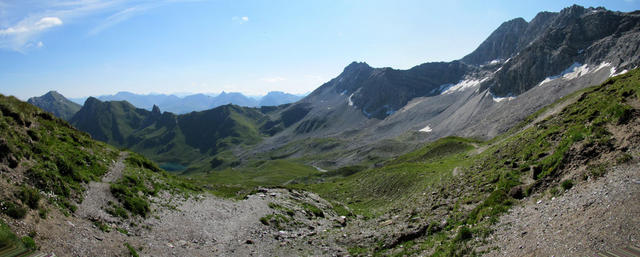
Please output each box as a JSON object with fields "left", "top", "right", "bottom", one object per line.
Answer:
{"left": 1, "top": 94, "right": 119, "bottom": 212}
{"left": 0, "top": 94, "right": 119, "bottom": 251}
{"left": 292, "top": 69, "right": 640, "bottom": 255}
{"left": 70, "top": 98, "right": 287, "bottom": 173}
{"left": 0, "top": 94, "right": 200, "bottom": 251}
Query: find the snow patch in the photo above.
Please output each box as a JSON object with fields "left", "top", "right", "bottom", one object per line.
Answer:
{"left": 489, "top": 59, "right": 501, "bottom": 65}
{"left": 442, "top": 77, "right": 489, "bottom": 94}
{"left": 347, "top": 93, "right": 354, "bottom": 106}
{"left": 419, "top": 125, "right": 432, "bottom": 133}
{"left": 537, "top": 62, "right": 613, "bottom": 87}
{"left": 432, "top": 83, "right": 453, "bottom": 94}
{"left": 493, "top": 95, "right": 516, "bottom": 103}
{"left": 537, "top": 77, "right": 555, "bottom": 87}
{"left": 313, "top": 165, "right": 327, "bottom": 172}
{"left": 340, "top": 90, "right": 347, "bottom": 96}
{"left": 561, "top": 62, "right": 589, "bottom": 80}
{"left": 491, "top": 89, "right": 516, "bottom": 102}
{"left": 612, "top": 69, "right": 628, "bottom": 77}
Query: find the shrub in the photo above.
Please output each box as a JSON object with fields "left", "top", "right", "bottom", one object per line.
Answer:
{"left": 107, "top": 205, "right": 129, "bottom": 219}
{"left": 588, "top": 163, "right": 608, "bottom": 178}
{"left": 21, "top": 236, "right": 36, "bottom": 250}
{"left": 0, "top": 221, "right": 17, "bottom": 248}
{"left": 259, "top": 214, "right": 289, "bottom": 229}
{"left": 616, "top": 153, "right": 633, "bottom": 164}
{"left": 1, "top": 201, "right": 27, "bottom": 219}
{"left": 124, "top": 242, "right": 139, "bottom": 257}
{"left": 110, "top": 183, "right": 150, "bottom": 217}
{"left": 301, "top": 203, "right": 324, "bottom": 218}
{"left": 561, "top": 179, "right": 574, "bottom": 190}
{"left": 38, "top": 208, "right": 48, "bottom": 219}
{"left": 17, "top": 186, "right": 40, "bottom": 209}
{"left": 122, "top": 196, "right": 150, "bottom": 217}
{"left": 454, "top": 226, "right": 473, "bottom": 242}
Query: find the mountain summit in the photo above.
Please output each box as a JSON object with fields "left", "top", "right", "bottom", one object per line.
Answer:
{"left": 27, "top": 91, "right": 81, "bottom": 121}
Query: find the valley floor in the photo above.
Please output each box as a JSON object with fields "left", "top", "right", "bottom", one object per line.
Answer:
{"left": 17, "top": 152, "right": 344, "bottom": 256}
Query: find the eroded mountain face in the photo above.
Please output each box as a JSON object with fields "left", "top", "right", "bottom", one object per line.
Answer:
{"left": 29, "top": 5, "right": 640, "bottom": 173}
{"left": 256, "top": 5, "right": 640, "bottom": 166}
{"left": 307, "top": 5, "right": 640, "bottom": 121}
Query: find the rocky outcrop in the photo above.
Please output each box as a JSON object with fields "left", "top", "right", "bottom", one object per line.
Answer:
{"left": 485, "top": 5, "right": 640, "bottom": 96}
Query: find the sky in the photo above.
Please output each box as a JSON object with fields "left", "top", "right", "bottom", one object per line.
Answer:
{"left": 1, "top": 0, "right": 639, "bottom": 100}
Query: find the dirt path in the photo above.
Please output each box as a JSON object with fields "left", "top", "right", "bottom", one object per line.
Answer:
{"left": 76, "top": 152, "right": 128, "bottom": 223}
{"left": 484, "top": 162, "right": 640, "bottom": 256}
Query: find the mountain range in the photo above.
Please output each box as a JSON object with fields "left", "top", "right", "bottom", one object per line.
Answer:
{"left": 3, "top": 4, "right": 640, "bottom": 256}
{"left": 29, "top": 5, "right": 640, "bottom": 174}
{"left": 68, "top": 91, "right": 305, "bottom": 114}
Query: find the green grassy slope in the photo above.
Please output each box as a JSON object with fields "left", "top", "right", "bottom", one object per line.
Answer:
{"left": 189, "top": 159, "right": 321, "bottom": 198}
{"left": 70, "top": 98, "right": 282, "bottom": 172}
{"left": 0, "top": 94, "right": 119, "bottom": 251}
{"left": 0, "top": 94, "right": 200, "bottom": 250}
{"left": 295, "top": 69, "right": 640, "bottom": 255}
{"left": 1, "top": 94, "right": 119, "bottom": 212}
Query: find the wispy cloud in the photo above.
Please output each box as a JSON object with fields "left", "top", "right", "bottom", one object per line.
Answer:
{"left": 260, "top": 76, "right": 286, "bottom": 83}
{"left": 0, "top": 16, "right": 63, "bottom": 52}
{"left": 232, "top": 16, "right": 249, "bottom": 24}
{"left": 89, "top": 4, "right": 154, "bottom": 35}
{"left": 0, "top": 0, "right": 202, "bottom": 52}
{"left": 0, "top": 17, "right": 63, "bottom": 35}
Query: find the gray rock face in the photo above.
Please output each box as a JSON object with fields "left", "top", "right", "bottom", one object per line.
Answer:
{"left": 312, "top": 61, "right": 472, "bottom": 119}
{"left": 250, "top": 5, "right": 640, "bottom": 167}
{"left": 461, "top": 18, "right": 529, "bottom": 65}
{"left": 301, "top": 6, "right": 640, "bottom": 121}
{"left": 485, "top": 5, "right": 640, "bottom": 96}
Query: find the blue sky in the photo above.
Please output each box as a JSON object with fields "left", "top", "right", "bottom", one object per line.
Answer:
{"left": 1, "top": 0, "right": 639, "bottom": 100}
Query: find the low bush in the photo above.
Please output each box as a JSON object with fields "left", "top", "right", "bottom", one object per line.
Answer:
{"left": 1, "top": 201, "right": 27, "bottom": 219}
{"left": 301, "top": 202, "right": 324, "bottom": 218}
{"left": 16, "top": 186, "right": 40, "bottom": 209}
{"left": 21, "top": 236, "right": 36, "bottom": 250}
{"left": 561, "top": 179, "right": 574, "bottom": 190}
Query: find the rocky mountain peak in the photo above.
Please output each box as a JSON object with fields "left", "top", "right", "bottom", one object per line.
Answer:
{"left": 83, "top": 96, "right": 102, "bottom": 107}
{"left": 461, "top": 18, "right": 528, "bottom": 65}
{"left": 152, "top": 104, "right": 161, "bottom": 114}
{"left": 41, "top": 90, "right": 65, "bottom": 100}
{"left": 343, "top": 61, "right": 372, "bottom": 73}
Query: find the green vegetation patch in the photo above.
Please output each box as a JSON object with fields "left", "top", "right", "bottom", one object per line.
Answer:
{"left": 110, "top": 152, "right": 201, "bottom": 218}
{"left": 190, "top": 159, "right": 320, "bottom": 198}
{"left": 0, "top": 94, "right": 119, "bottom": 213}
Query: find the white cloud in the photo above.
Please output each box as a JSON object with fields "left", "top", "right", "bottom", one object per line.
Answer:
{"left": 0, "top": 0, "right": 202, "bottom": 52}
{"left": 0, "top": 16, "right": 63, "bottom": 35}
{"left": 37, "top": 41, "right": 44, "bottom": 48}
{"left": 260, "top": 76, "right": 286, "bottom": 83}
{"left": 232, "top": 16, "right": 249, "bottom": 24}
{"left": 0, "top": 16, "right": 63, "bottom": 51}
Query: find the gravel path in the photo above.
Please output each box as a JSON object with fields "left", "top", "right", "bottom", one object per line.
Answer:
{"left": 76, "top": 152, "right": 128, "bottom": 223}
{"left": 485, "top": 162, "right": 640, "bottom": 256}
{"left": 134, "top": 193, "right": 275, "bottom": 257}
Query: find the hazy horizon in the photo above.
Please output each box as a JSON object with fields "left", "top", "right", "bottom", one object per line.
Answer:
{"left": 2, "top": 0, "right": 639, "bottom": 100}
